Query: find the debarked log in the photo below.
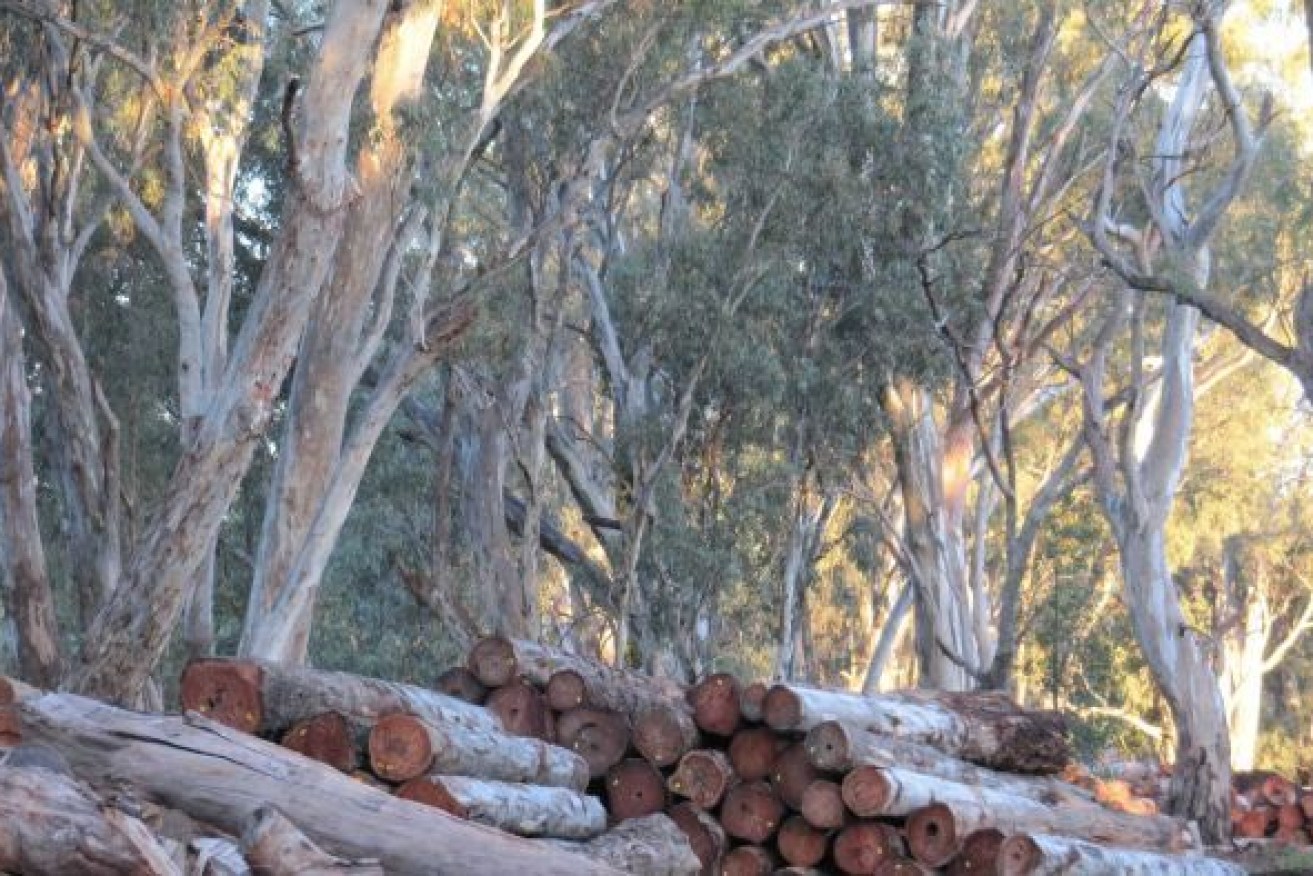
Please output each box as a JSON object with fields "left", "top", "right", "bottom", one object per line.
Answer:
{"left": 396, "top": 774, "right": 607, "bottom": 839}
{"left": 997, "top": 833, "right": 1244, "bottom": 875}
{"left": 543, "top": 813, "right": 702, "bottom": 876}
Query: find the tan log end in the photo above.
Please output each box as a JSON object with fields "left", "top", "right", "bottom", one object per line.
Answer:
{"left": 606, "top": 758, "right": 667, "bottom": 821}
{"left": 945, "top": 828, "right": 1004, "bottom": 875}
{"left": 434, "top": 667, "right": 488, "bottom": 705}
{"left": 395, "top": 776, "right": 468, "bottom": 818}
{"left": 721, "top": 845, "right": 775, "bottom": 876}
{"left": 721, "top": 781, "right": 785, "bottom": 844}
{"left": 804, "top": 720, "right": 852, "bottom": 772}
{"left": 547, "top": 669, "right": 588, "bottom": 712}
{"left": 762, "top": 685, "right": 804, "bottom": 731}
{"left": 667, "top": 802, "right": 725, "bottom": 874}
{"left": 729, "top": 726, "right": 785, "bottom": 782}
{"left": 179, "top": 658, "right": 263, "bottom": 734}
{"left": 486, "top": 679, "right": 551, "bottom": 740}
{"left": 771, "top": 743, "right": 820, "bottom": 810}
{"left": 777, "top": 815, "right": 828, "bottom": 868}
{"left": 800, "top": 779, "right": 848, "bottom": 831}
{"left": 368, "top": 713, "right": 432, "bottom": 782}
{"left": 840, "top": 765, "right": 893, "bottom": 817}
{"left": 667, "top": 749, "right": 735, "bottom": 810}
{"left": 833, "top": 821, "right": 895, "bottom": 875}
{"left": 687, "top": 672, "right": 741, "bottom": 737}
{"left": 906, "top": 802, "right": 958, "bottom": 868}
{"left": 281, "top": 711, "right": 358, "bottom": 773}
{"left": 467, "top": 635, "right": 518, "bottom": 688}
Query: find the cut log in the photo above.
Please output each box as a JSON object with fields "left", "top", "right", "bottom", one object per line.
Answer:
{"left": 731, "top": 726, "right": 786, "bottom": 782}
{"left": 0, "top": 675, "right": 39, "bottom": 704}
{"left": 18, "top": 693, "right": 621, "bottom": 875}
{"left": 740, "top": 682, "right": 769, "bottom": 723}
{"left": 872, "top": 858, "right": 934, "bottom": 875}
{"left": 548, "top": 669, "right": 589, "bottom": 711}
{"left": 1263, "top": 774, "right": 1299, "bottom": 807}
{"left": 486, "top": 678, "right": 552, "bottom": 740}
{"left": 668, "top": 748, "right": 736, "bottom": 809}
{"left": 634, "top": 703, "right": 700, "bottom": 767}
{"left": 180, "top": 657, "right": 498, "bottom": 737}
{"left": 905, "top": 802, "right": 957, "bottom": 867}
{"left": 435, "top": 667, "right": 488, "bottom": 705}
{"left": 544, "top": 814, "right": 702, "bottom": 876}
{"left": 397, "top": 774, "right": 606, "bottom": 839}
{"left": 0, "top": 764, "right": 181, "bottom": 875}
{"left": 1278, "top": 803, "right": 1304, "bottom": 830}
{"left": 766, "top": 685, "right": 1069, "bottom": 774}
{"left": 722, "top": 780, "right": 786, "bottom": 844}
{"left": 833, "top": 821, "right": 897, "bottom": 875}
{"left": 771, "top": 742, "right": 821, "bottom": 810}
{"left": 241, "top": 805, "right": 383, "bottom": 875}
{"left": 806, "top": 720, "right": 1094, "bottom": 808}
{"left": 668, "top": 802, "right": 726, "bottom": 875}
{"left": 945, "top": 828, "right": 1004, "bottom": 876}
{"left": 0, "top": 705, "right": 19, "bottom": 746}
{"left": 839, "top": 765, "right": 1196, "bottom": 853}
{"left": 801, "top": 779, "right": 848, "bottom": 830}
{"left": 687, "top": 672, "right": 742, "bottom": 736}
{"left": 997, "top": 833, "right": 1245, "bottom": 875}
{"left": 280, "top": 711, "right": 364, "bottom": 773}
{"left": 555, "top": 707, "right": 631, "bottom": 778}
{"left": 607, "top": 757, "right": 668, "bottom": 821}
{"left": 722, "top": 845, "right": 776, "bottom": 876}
{"left": 467, "top": 635, "right": 521, "bottom": 687}
{"left": 368, "top": 711, "right": 588, "bottom": 789}
{"left": 777, "top": 815, "right": 829, "bottom": 867}
{"left": 1234, "top": 807, "right": 1274, "bottom": 839}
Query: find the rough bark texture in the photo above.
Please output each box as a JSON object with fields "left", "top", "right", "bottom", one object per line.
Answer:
{"left": 997, "top": 833, "right": 1244, "bottom": 876}
{"left": 767, "top": 685, "right": 1069, "bottom": 773}
{"left": 241, "top": 805, "right": 383, "bottom": 875}
{"left": 18, "top": 693, "right": 621, "bottom": 875}
{"left": 840, "top": 765, "right": 1196, "bottom": 853}
{"left": 397, "top": 774, "right": 607, "bottom": 839}
{"left": 180, "top": 657, "right": 499, "bottom": 736}
{"left": 805, "top": 720, "right": 1092, "bottom": 807}
{"left": 0, "top": 765, "right": 181, "bottom": 875}
{"left": 668, "top": 802, "right": 726, "bottom": 875}
{"left": 544, "top": 813, "right": 702, "bottom": 876}
{"left": 369, "top": 711, "right": 587, "bottom": 788}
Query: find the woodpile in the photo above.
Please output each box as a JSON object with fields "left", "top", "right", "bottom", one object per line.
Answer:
{"left": 0, "top": 644, "right": 1255, "bottom": 874}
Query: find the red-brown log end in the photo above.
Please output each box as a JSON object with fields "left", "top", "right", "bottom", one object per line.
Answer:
{"left": 667, "top": 802, "right": 726, "bottom": 875}
{"left": 720, "top": 845, "right": 775, "bottom": 876}
{"left": 467, "top": 635, "right": 517, "bottom": 688}
{"left": 729, "top": 726, "right": 785, "bottom": 782}
{"left": 0, "top": 677, "right": 22, "bottom": 706}
{"left": 1301, "top": 793, "right": 1313, "bottom": 820}
{"left": 0, "top": 704, "right": 20, "bottom": 746}
{"left": 778, "top": 815, "right": 829, "bottom": 868}
{"left": 800, "top": 779, "right": 848, "bottom": 830}
{"left": 368, "top": 712, "right": 433, "bottom": 783}
{"left": 667, "top": 749, "right": 735, "bottom": 810}
{"left": 740, "top": 681, "right": 769, "bottom": 724}
{"left": 721, "top": 781, "right": 786, "bottom": 844}
{"left": 486, "top": 679, "right": 551, "bottom": 740}
{"left": 434, "top": 667, "right": 488, "bottom": 705}
{"left": 997, "top": 834, "right": 1043, "bottom": 876}
{"left": 805, "top": 720, "right": 852, "bottom": 772}
{"left": 556, "top": 707, "right": 630, "bottom": 779}
{"left": 606, "top": 758, "right": 666, "bottom": 822}
{"left": 1235, "top": 807, "right": 1275, "bottom": 838}
{"left": 833, "top": 821, "right": 894, "bottom": 875}
{"left": 945, "top": 828, "right": 1004, "bottom": 876}
{"left": 546, "top": 669, "right": 588, "bottom": 712}
{"left": 687, "top": 672, "right": 742, "bottom": 737}
{"left": 906, "top": 802, "right": 957, "bottom": 868}
{"left": 1278, "top": 803, "right": 1305, "bottom": 830}
{"left": 762, "top": 685, "right": 803, "bottom": 731}
{"left": 1264, "top": 774, "right": 1300, "bottom": 807}
{"left": 772, "top": 743, "right": 821, "bottom": 810}
{"left": 179, "top": 658, "right": 264, "bottom": 734}
{"left": 396, "top": 776, "right": 468, "bottom": 819}
{"left": 281, "top": 711, "right": 358, "bottom": 773}
{"left": 633, "top": 704, "right": 697, "bottom": 768}
{"left": 840, "top": 765, "right": 893, "bottom": 817}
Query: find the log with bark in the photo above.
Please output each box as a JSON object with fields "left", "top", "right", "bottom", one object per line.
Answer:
{"left": 765, "top": 685, "right": 1069, "bottom": 774}
{"left": 0, "top": 675, "right": 39, "bottom": 704}
{"left": 18, "top": 693, "right": 622, "bottom": 875}
{"left": 806, "top": 720, "right": 1095, "bottom": 808}
{"left": 0, "top": 764, "right": 181, "bottom": 875}
{"left": 555, "top": 707, "right": 631, "bottom": 778}
{"left": 435, "top": 667, "right": 488, "bottom": 705}
{"left": 368, "top": 711, "right": 587, "bottom": 788}
{"left": 997, "top": 833, "right": 1245, "bottom": 875}
{"left": 668, "top": 802, "right": 726, "bottom": 875}
{"left": 687, "top": 672, "right": 742, "bottom": 736}
{"left": 721, "top": 780, "right": 786, "bottom": 844}
{"left": 396, "top": 774, "right": 607, "bottom": 839}
{"left": 839, "top": 765, "right": 1197, "bottom": 853}
{"left": 180, "top": 657, "right": 499, "bottom": 737}
{"left": 544, "top": 814, "right": 702, "bottom": 876}
{"left": 667, "top": 748, "right": 736, "bottom": 809}
{"left": 241, "top": 805, "right": 383, "bottom": 875}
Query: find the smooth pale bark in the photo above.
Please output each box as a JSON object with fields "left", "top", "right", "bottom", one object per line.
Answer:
{"left": 19, "top": 693, "right": 622, "bottom": 876}
{"left": 399, "top": 774, "right": 607, "bottom": 839}
{"left": 0, "top": 281, "right": 60, "bottom": 686}
{"left": 545, "top": 814, "right": 702, "bottom": 876}
{"left": 997, "top": 834, "right": 1242, "bottom": 876}
{"left": 69, "top": 1, "right": 391, "bottom": 703}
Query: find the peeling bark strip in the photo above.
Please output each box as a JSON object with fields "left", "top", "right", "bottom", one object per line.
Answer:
{"left": 764, "top": 684, "right": 1069, "bottom": 774}
{"left": 839, "top": 765, "right": 1196, "bottom": 853}
{"left": 367, "top": 711, "right": 588, "bottom": 789}
{"left": 667, "top": 802, "right": 726, "bottom": 874}
{"left": 241, "top": 806, "right": 383, "bottom": 876}
{"left": 18, "top": 693, "right": 622, "bottom": 875}
{"left": 397, "top": 774, "right": 607, "bottom": 839}
{"left": 180, "top": 657, "right": 498, "bottom": 736}
{"left": 997, "top": 833, "right": 1244, "bottom": 876}
{"left": 543, "top": 814, "right": 702, "bottom": 876}
{"left": 0, "top": 765, "right": 180, "bottom": 875}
